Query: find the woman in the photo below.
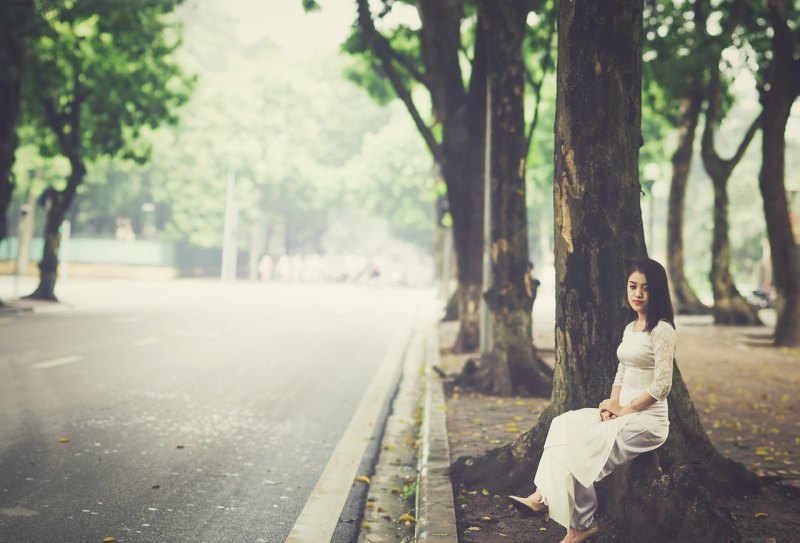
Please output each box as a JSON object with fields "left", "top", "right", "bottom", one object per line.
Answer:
{"left": 509, "top": 258, "right": 677, "bottom": 543}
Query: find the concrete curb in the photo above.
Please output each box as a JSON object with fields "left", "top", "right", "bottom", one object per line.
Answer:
{"left": 415, "top": 326, "right": 459, "bottom": 543}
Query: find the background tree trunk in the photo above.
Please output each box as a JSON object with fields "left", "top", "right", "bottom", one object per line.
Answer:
{"left": 709, "top": 173, "right": 762, "bottom": 325}
{"left": 758, "top": 0, "right": 800, "bottom": 347}
{"left": 26, "top": 161, "right": 84, "bottom": 301}
{"left": 701, "top": 72, "right": 762, "bottom": 326}
{"left": 666, "top": 93, "right": 709, "bottom": 315}
{"left": 470, "top": 0, "right": 552, "bottom": 397}
{"left": 451, "top": 2, "right": 759, "bottom": 541}
{"left": 357, "top": 0, "right": 487, "bottom": 353}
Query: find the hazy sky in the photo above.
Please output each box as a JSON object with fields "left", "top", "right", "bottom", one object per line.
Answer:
{"left": 232, "top": 0, "right": 356, "bottom": 55}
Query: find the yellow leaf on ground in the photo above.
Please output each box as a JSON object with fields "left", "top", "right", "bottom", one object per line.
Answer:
{"left": 481, "top": 489, "right": 490, "bottom": 496}
{"left": 481, "top": 515, "right": 493, "bottom": 520}
{"left": 467, "top": 526, "right": 480, "bottom": 531}
{"left": 452, "top": 393, "right": 460, "bottom": 400}
{"left": 362, "top": 522, "right": 371, "bottom": 529}
{"left": 539, "top": 527, "right": 547, "bottom": 532}
{"left": 754, "top": 512, "right": 769, "bottom": 519}
{"left": 399, "top": 513, "right": 416, "bottom": 523}
{"left": 102, "top": 538, "right": 116, "bottom": 543}
{"left": 58, "top": 437, "right": 70, "bottom": 444}
{"left": 390, "top": 486, "right": 402, "bottom": 494}
{"left": 355, "top": 476, "right": 371, "bottom": 484}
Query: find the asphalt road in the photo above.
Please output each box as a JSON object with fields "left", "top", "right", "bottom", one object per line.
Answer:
{"left": 0, "top": 278, "right": 432, "bottom": 543}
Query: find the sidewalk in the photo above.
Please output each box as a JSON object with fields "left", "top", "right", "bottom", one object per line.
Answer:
{"left": 414, "top": 313, "right": 800, "bottom": 543}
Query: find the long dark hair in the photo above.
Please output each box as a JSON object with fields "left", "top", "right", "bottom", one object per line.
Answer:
{"left": 627, "top": 258, "right": 675, "bottom": 332}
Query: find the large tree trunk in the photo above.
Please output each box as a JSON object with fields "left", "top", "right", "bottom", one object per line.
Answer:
{"left": 0, "top": 0, "right": 33, "bottom": 245}
{"left": 451, "top": 2, "right": 758, "bottom": 541}
{"left": 701, "top": 71, "right": 762, "bottom": 326}
{"left": 469, "top": 0, "right": 552, "bottom": 397}
{"left": 758, "top": 0, "right": 800, "bottom": 347}
{"left": 666, "top": 93, "right": 709, "bottom": 315}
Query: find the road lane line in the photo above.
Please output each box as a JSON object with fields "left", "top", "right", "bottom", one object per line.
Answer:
{"left": 132, "top": 337, "right": 162, "bottom": 347}
{"left": 31, "top": 356, "right": 83, "bottom": 370}
{"left": 285, "top": 327, "right": 414, "bottom": 543}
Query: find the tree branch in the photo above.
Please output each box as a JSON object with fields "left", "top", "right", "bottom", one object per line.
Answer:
{"left": 42, "top": 97, "right": 70, "bottom": 155}
{"left": 356, "top": 0, "right": 440, "bottom": 159}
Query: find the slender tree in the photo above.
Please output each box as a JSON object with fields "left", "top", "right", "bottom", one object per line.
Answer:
{"left": 451, "top": 1, "right": 759, "bottom": 540}
{"left": 700, "top": 67, "right": 762, "bottom": 325}
{"left": 349, "top": 0, "right": 486, "bottom": 352}
{"left": 22, "top": 0, "right": 193, "bottom": 300}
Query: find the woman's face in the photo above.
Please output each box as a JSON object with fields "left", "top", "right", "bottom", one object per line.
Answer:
{"left": 627, "top": 270, "right": 649, "bottom": 315}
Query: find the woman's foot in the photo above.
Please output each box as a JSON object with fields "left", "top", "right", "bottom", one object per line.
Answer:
{"left": 507, "top": 492, "right": 546, "bottom": 516}
{"left": 559, "top": 524, "right": 600, "bottom": 543}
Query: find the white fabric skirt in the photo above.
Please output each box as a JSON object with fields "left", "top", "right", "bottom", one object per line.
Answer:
{"left": 533, "top": 387, "right": 669, "bottom": 529}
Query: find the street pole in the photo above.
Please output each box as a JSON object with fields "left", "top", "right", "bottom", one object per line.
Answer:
{"left": 480, "top": 76, "right": 493, "bottom": 356}
{"left": 221, "top": 170, "right": 238, "bottom": 282}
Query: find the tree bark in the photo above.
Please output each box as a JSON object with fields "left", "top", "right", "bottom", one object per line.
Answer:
{"left": 701, "top": 72, "right": 762, "bottom": 326}
{"left": 666, "top": 93, "right": 709, "bottom": 315}
{"left": 451, "top": 2, "right": 759, "bottom": 540}
{"left": 469, "top": 0, "right": 553, "bottom": 397}
{"left": 758, "top": 0, "right": 800, "bottom": 347}
{"left": 25, "top": 162, "right": 84, "bottom": 301}
{"left": 0, "top": 0, "right": 33, "bottom": 245}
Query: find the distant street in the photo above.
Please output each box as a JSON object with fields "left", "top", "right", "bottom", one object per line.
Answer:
{"left": 0, "top": 278, "right": 433, "bottom": 543}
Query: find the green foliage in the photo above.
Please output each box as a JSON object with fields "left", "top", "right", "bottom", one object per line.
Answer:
{"left": 341, "top": 104, "right": 434, "bottom": 250}
{"left": 23, "top": 0, "right": 194, "bottom": 163}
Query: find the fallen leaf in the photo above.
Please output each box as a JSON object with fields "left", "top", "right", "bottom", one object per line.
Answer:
{"left": 102, "top": 538, "right": 116, "bottom": 542}
{"left": 362, "top": 522, "right": 371, "bottom": 529}
{"left": 58, "top": 437, "right": 70, "bottom": 444}
{"left": 355, "top": 476, "right": 371, "bottom": 484}
{"left": 754, "top": 512, "right": 769, "bottom": 519}
{"left": 390, "top": 486, "right": 402, "bottom": 494}
{"left": 481, "top": 515, "right": 493, "bottom": 521}
{"left": 467, "top": 526, "right": 480, "bottom": 531}
{"left": 481, "top": 489, "right": 490, "bottom": 496}
{"left": 398, "top": 513, "right": 416, "bottom": 523}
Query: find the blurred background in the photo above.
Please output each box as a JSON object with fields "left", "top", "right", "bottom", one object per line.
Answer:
{"left": 1, "top": 0, "right": 796, "bottom": 303}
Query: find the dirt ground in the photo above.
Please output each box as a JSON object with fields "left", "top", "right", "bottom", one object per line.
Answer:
{"left": 439, "top": 315, "right": 800, "bottom": 543}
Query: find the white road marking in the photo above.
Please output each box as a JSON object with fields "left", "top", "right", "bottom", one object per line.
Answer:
{"left": 285, "top": 327, "right": 417, "bottom": 543}
{"left": 31, "top": 356, "right": 83, "bottom": 370}
{"left": 132, "top": 337, "right": 162, "bottom": 347}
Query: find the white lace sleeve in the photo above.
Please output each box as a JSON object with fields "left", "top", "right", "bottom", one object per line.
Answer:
{"left": 647, "top": 321, "right": 676, "bottom": 401}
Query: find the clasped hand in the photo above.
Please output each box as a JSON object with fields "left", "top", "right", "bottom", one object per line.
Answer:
{"left": 598, "top": 398, "right": 622, "bottom": 421}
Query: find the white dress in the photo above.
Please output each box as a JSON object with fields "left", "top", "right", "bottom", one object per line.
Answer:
{"left": 533, "top": 320, "right": 677, "bottom": 530}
